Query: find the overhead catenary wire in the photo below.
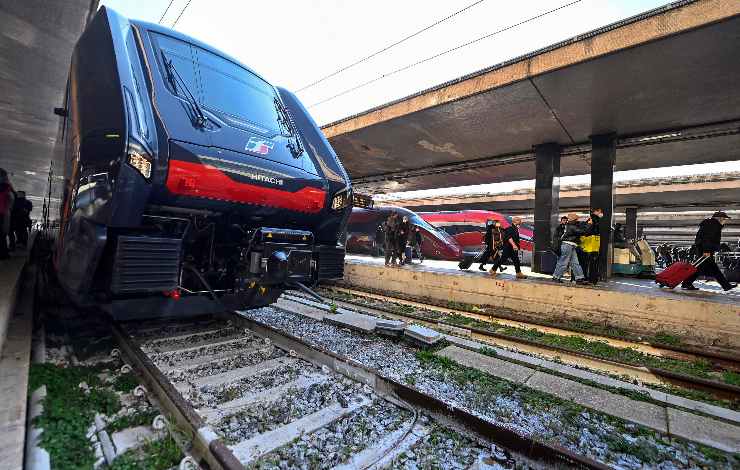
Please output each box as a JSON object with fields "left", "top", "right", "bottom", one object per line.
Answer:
{"left": 307, "top": 0, "right": 582, "bottom": 109}
{"left": 296, "top": 0, "right": 488, "bottom": 93}
{"left": 158, "top": 0, "right": 176, "bottom": 24}
{"left": 172, "top": 0, "right": 194, "bottom": 28}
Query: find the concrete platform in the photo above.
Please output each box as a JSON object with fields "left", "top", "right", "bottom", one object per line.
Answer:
{"left": 0, "top": 250, "right": 27, "bottom": 355}
{"left": 0, "top": 260, "right": 34, "bottom": 470}
{"left": 340, "top": 256, "right": 740, "bottom": 352}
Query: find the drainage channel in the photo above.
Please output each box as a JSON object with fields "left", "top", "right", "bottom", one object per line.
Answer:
{"left": 112, "top": 312, "right": 607, "bottom": 469}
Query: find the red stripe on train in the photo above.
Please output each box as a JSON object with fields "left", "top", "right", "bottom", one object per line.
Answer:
{"left": 166, "top": 159, "right": 326, "bottom": 214}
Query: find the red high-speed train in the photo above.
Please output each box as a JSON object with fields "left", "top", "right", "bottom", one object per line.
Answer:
{"left": 418, "top": 210, "right": 534, "bottom": 264}
{"left": 346, "top": 207, "right": 463, "bottom": 261}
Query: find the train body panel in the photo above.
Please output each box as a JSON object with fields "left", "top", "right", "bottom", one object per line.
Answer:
{"left": 55, "top": 7, "right": 351, "bottom": 318}
{"left": 347, "top": 207, "right": 462, "bottom": 261}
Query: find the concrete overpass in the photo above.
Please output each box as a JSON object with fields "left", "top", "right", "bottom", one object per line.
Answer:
{"left": 0, "top": 1, "right": 99, "bottom": 217}
{"left": 324, "top": 0, "right": 740, "bottom": 194}
{"left": 324, "top": 0, "right": 740, "bottom": 274}
{"left": 389, "top": 172, "right": 740, "bottom": 214}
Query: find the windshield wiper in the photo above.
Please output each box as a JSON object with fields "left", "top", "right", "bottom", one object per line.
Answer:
{"left": 163, "top": 55, "right": 208, "bottom": 128}
{"left": 274, "top": 97, "right": 304, "bottom": 158}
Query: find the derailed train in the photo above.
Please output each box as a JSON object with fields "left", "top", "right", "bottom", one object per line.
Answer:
{"left": 53, "top": 7, "right": 352, "bottom": 319}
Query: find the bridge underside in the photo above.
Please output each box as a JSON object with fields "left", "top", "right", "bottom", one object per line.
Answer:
{"left": 0, "top": 1, "right": 96, "bottom": 214}
{"left": 325, "top": 2, "right": 740, "bottom": 194}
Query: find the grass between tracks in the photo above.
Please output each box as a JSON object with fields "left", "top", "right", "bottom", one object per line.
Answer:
{"left": 414, "top": 350, "right": 738, "bottom": 467}
{"left": 108, "top": 432, "right": 183, "bottom": 470}
{"left": 323, "top": 288, "right": 737, "bottom": 390}
{"left": 29, "top": 363, "right": 121, "bottom": 470}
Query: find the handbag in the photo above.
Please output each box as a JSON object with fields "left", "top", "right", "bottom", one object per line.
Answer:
{"left": 580, "top": 235, "right": 601, "bottom": 253}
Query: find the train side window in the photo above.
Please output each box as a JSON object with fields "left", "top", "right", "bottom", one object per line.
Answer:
{"left": 125, "top": 31, "right": 150, "bottom": 141}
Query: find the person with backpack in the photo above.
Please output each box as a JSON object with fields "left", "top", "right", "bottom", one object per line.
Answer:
{"left": 479, "top": 219, "right": 503, "bottom": 271}
{"left": 681, "top": 211, "right": 737, "bottom": 291}
{"left": 552, "top": 213, "right": 590, "bottom": 284}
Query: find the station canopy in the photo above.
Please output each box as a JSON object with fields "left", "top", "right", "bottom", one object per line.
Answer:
{"left": 323, "top": 0, "right": 740, "bottom": 194}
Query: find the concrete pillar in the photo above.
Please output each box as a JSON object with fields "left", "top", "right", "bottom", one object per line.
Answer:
{"left": 533, "top": 143, "right": 561, "bottom": 273}
{"left": 590, "top": 134, "right": 617, "bottom": 280}
{"left": 625, "top": 206, "right": 638, "bottom": 240}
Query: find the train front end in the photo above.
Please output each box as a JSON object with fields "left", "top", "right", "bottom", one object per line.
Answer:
{"left": 55, "top": 8, "right": 351, "bottom": 319}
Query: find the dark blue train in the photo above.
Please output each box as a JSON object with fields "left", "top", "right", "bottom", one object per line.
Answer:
{"left": 53, "top": 7, "right": 352, "bottom": 319}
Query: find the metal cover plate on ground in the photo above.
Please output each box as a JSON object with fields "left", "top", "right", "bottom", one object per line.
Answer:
{"left": 324, "top": 312, "right": 378, "bottom": 333}
{"left": 404, "top": 324, "right": 443, "bottom": 345}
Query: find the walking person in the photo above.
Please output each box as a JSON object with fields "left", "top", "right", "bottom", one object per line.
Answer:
{"left": 552, "top": 216, "right": 568, "bottom": 256}
{"left": 411, "top": 226, "right": 424, "bottom": 263}
{"left": 478, "top": 220, "right": 503, "bottom": 271}
{"left": 10, "top": 190, "right": 32, "bottom": 249}
{"left": 396, "top": 216, "right": 411, "bottom": 264}
{"left": 0, "top": 169, "right": 15, "bottom": 260}
{"left": 681, "top": 211, "right": 737, "bottom": 291}
{"left": 552, "top": 213, "right": 589, "bottom": 284}
{"left": 489, "top": 217, "right": 527, "bottom": 279}
{"left": 383, "top": 213, "right": 399, "bottom": 266}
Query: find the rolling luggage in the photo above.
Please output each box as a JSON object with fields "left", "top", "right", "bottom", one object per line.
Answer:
{"left": 655, "top": 256, "right": 708, "bottom": 289}
{"left": 404, "top": 245, "right": 412, "bottom": 263}
{"left": 458, "top": 250, "right": 484, "bottom": 270}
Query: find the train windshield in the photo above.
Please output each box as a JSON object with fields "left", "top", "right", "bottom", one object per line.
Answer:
{"left": 152, "top": 32, "right": 281, "bottom": 133}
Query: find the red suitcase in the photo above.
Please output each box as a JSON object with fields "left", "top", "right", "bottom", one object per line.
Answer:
{"left": 655, "top": 256, "right": 708, "bottom": 289}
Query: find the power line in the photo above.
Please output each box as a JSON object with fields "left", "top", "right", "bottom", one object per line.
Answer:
{"left": 158, "top": 0, "right": 176, "bottom": 24}
{"left": 308, "top": 0, "right": 582, "bottom": 109}
{"left": 296, "top": 0, "right": 487, "bottom": 93}
{"left": 172, "top": 0, "right": 194, "bottom": 28}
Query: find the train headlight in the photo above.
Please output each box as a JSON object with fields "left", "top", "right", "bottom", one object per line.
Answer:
{"left": 128, "top": 152, "right": 152, "bottom": 179}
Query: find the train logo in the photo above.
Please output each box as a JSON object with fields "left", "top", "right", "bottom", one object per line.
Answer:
{"left": 245, "top": 137, "right": 274, "bottom": 155}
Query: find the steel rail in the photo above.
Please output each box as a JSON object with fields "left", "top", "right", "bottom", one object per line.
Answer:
{"left": 110, "top": 322, "right": 244, "bottom": 470}
{"left": 326, "top": 284, "right": 740, "bottom": 364}
{"left": 289, "top": 289, "right": 740, "bottom": 398}
{"left": 229, "top": 308, "right": 610, "bottom": 470}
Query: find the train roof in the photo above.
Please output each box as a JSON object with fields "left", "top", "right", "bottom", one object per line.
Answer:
{"left": 112, "top": 8, "right": 272, "bottom": 88}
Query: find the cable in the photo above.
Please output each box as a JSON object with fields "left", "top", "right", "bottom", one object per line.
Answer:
{"left": 158, "top": 0, "right": 176, "bottom": 24}
{"left": 296, "top": 0, "right": 487, "bottom": 92}
{"left": 308, "top": 0, "right": 582, "bottom": 109}
{"left": 172, "top": 0, "right": 194, "bottom": 28}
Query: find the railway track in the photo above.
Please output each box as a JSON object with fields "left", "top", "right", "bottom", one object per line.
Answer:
{"left": 111, "top": 312, "right": 606, "bottom": 469}
{"left": 283, "top": 288, "right": 740, "bottom": 402}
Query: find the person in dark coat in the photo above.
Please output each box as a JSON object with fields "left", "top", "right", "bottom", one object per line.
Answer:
{"left": 411, "top": 226, "right": 424, "bottom": 263}
{"left": 681, "top": 211, "right": 737, "bottom": 291}
{"left": 383, "top": 213, "right": 399, "bottom": 266}
{"left": 489, "top": 217, "right": 527, "bottom": 279}
{"left": 10, "top": 190, "right": 32, "bottom": 248}
{"left": 478, "top": 220, "right": 503, "bottom": 271}
{"left": 552, "top": 213, "right": 590, "bottom": 284}
{"left": 396, "top": 216, "right": 411, "bottom": 264}
{"left": 552, "top": 216, "right": 568, "bottom": 256}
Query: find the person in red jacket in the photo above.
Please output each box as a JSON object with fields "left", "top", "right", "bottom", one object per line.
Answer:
{"left": 0, "top": 168, "right": 16, "bottom": 260}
